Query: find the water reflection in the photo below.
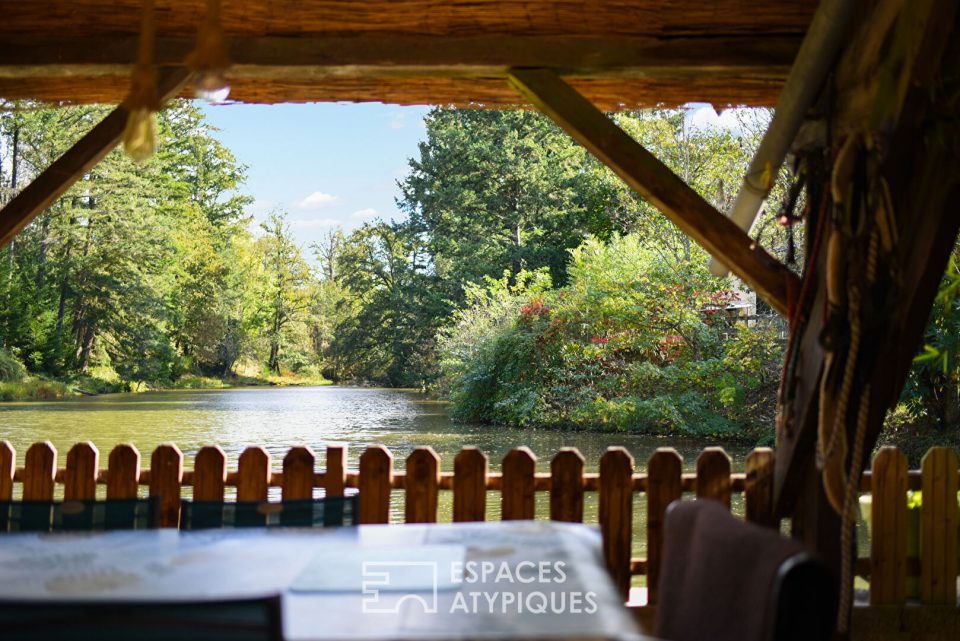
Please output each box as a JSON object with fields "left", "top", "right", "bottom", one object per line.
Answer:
{"left": 0, "top": 386, "right": 755, "bottom": 472}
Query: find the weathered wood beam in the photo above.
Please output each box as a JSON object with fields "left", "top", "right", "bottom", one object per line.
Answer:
{"left": 773, "top": 0, "right": 960, "bottom": 516}
{"left": 0, "top": 68, "right": 190, "bottom": 247}
{"left": 508, "top": 68, "right": 799, "bottom": 316}
{"left": 0, "top": 34, "right": 800, "bottom": 80}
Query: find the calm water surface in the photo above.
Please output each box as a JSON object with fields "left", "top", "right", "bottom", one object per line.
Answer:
{"left": 0, "top": 386, "right": 753, "bottom": 472}
{"left": 0, "top": 386, "right": 758, "bottom": 561}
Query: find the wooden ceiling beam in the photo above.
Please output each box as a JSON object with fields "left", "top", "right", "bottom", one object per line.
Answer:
{"left": 508, "top": 68, "right": 799, "bottom": 316}
{"left": 0, "top": 34, "right": 799, "bottom": 81}
{"left": 0, "top": 68, "right": 191, "bottom": 247}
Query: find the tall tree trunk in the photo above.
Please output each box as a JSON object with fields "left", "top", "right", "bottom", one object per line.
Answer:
{"left": 513, "top": 220, "right": 522, "bottom": 275}
{"left": 4, "top": 124, "right": 20, "bottom": 338}
{"left": 268, "top": 341, "right": 280, "bottom": 374}
{"left": 268, "top": 301, "right": 282, "bottom": 374}
{"left": 75, "top": 323, "right": 95, "bottom": 372}
{"left": 55, "top": 280, "right": 69, "bottom": 335}
{"left": 36, "top": 216, "right": 50, "bottom": 290}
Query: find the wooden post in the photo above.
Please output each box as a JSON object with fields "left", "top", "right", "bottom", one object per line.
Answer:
{"left": 0, "top": 441, "right": 13, "bottom": 501}
{"left": 64, "top": 442, "right": 98, "bottom": 501}
{"left": 773, "top": 0, "right": 960, "bottom": 523}
{"left": 193, "top": 446, "right": 227, "bottom": 501}
{"left": 405, "top": 447, "right": 440, "bottom": 523}
{"left": 358, "top": 446, "right": 393, "bottom": 524}
{"left": 744, "top": 447, "right": 775, "bottom": 526}
{"left": 283, "top": 446, "right": 316, "bottom": 501}
{"left": 325, "top": 444, "right": 346, "bottom": 498}
{"left": 791, "top": 460, "right": 842, "bottom": 584}
{"left": 106, "top": 444, "right": 140, "bottom": 500}
{"left": 599, "top": 447, "right": 634, "bottom": 600}
{"left": 507, "top": 68, "right": 798, "bottom": 316}
{"left": 870, "top": 446, "right": 908, "bottom": 605}
{"left": 149, "top": 444, "right": 183, "bottom": 527}
{"left": 502, "top": 447, "right": 536, "bottom": 520}
{"left": 646, "top": 448, "right": 682, "bottom": 605}
{"left": 696, "top": 447, "right": 732, "bottom": 508}
{"left": 550, "top": 447, "right": 585, "bottom": 523}
{"left": 237, "top": 446, "right": 271, "bottom": 502}
{"left": 919, "top": 447, "right": 958, "bottom": 604}
{"left": 453, "top": 447, "right": 487, "bottom": 522}
{"left": 23, "top": 441, "right": 56, "bottom": 501}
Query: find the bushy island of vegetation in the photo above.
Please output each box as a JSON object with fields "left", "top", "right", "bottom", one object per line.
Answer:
{"left": 1, "top": 103, "right": 957, "bottom": 451}
{"left": 436, "top": 240, "right": 783, "bottom": 442}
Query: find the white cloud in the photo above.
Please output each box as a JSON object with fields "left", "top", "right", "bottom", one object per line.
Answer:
{"left": 351, "top": 208, "right": 379, "bottom": 220}
{"left": 298, "top": 191, "right": 340, "bottom": 209}
{"left": 686, "top": 105, "right": 759, "bottom": 136}
{"left": 290, "top": 217, "right": 340, "bottom": 229}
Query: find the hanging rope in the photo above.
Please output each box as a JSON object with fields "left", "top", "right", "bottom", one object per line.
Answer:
{"left": 814, "top": 132, "right": 888, "bottom": 633}
{"left": 837, "top": 227, "right": 878, "bottom": 633}
{"left": 122, "top": 0, "right": 160, "bottom": 162}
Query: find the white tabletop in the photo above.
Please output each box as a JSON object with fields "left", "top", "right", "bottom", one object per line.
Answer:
{"left": 0, "top": 521, "right": 646, "bottom": 641}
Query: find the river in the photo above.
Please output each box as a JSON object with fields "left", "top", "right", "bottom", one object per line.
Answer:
{"left": 0, "top": 386, "right": 759, "bottom": 561}
{"left": 0, "top": 385, "right": 754, "bottom": 472}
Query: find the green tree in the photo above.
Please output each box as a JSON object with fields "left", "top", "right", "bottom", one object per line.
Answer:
{"left": 398, "top": 108, "right": 594, "bottom": 296}
{"left": 331, "top": 220, "right": 448, "bottom": 386}
{"left": 252, "top": 211, "right": 313, "bottom": 374}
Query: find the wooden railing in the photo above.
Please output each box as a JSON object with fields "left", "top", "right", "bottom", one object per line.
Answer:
{"left": 0, "top": 441, "right": 957, "bottom": 608}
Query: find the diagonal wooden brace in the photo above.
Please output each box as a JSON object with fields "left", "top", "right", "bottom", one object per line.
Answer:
{"left": 0, "top": 67, "right": 191, "bottom": 247}
{"left": 508, "top": 68, "right": 799, "bottom": 316}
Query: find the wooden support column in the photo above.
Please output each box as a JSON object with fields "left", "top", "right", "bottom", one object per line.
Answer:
{"left": 508, "top": 68, "right": 799, "bottom": 316}
{"left": 774, "top": 0, "right": 960, "bottom": 517}
{"left": 771, "top": 6, "right": 959, "bottom": 633}
{"left": 0, "top": 67, "right": 190, "bottom": 246}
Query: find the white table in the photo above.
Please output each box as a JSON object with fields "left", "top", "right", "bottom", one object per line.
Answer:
{"left": 0, "top": 521, "right": 646, "bottom": 641}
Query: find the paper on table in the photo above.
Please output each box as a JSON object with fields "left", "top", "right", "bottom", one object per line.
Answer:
{"left": 289, "top": 544, "right": 464, "bottom": 593}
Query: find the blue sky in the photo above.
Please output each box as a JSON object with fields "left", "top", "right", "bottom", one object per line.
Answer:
{"left": 198, "top": 101, "right": 745, "bottom": 260}
{"left": 199, "top": 102, "right": 431, "bottom": 253}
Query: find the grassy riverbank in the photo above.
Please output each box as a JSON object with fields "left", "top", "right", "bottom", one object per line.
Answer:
{"left": 0, "top": 372, "right": 332, "bottom": 402}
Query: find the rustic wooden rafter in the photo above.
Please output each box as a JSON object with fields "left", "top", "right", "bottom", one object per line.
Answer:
{"left": 0, "top": 33, "right": 800, "bottom": 109}
{"left": 508, "top": 68, "right": 800, "bottom": 316}
{"left": 0, "top": 68, "right": 191, "bottom": 247}
{"left": 0, "top": 34, "right": 800, "bottom": 80}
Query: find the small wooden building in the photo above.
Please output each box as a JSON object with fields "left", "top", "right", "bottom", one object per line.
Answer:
{"left": 0, "top": 1, "right": 958, "bottom": 639}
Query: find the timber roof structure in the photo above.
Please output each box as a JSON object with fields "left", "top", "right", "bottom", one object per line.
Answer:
{"left": 2, "top": 4, "right": 958, "bottom": 591}
{"left": 0, "top": 0, "right": 818, "bottom": 109}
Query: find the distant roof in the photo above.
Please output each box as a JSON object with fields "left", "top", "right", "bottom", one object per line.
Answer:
{"left": 0, "top": 1, "right": 817, "bottom": 109}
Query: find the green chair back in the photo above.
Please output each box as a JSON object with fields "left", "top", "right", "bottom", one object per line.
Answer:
{"left": 180, "top": 495, "right": 357, "bottom": 529}
{"left": 0, "top": 497, "right": 160, "bottom": 532}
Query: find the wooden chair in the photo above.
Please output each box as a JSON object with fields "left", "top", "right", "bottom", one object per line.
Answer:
{"left": 654, "top": 498, "right": 837, "bottom": 641}
{"left": 0, "top": 497, "right": 160, "bottom": 532}
{"left": 0, "top": 595, "right": 283, "bottom": 641}
{"left": 179, "top": 495, "right": 358, "bottom": 529}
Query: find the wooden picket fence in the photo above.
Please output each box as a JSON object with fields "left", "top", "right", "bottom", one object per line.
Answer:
{"left": 0, "top": 440, "right": 957, "bottom": 608}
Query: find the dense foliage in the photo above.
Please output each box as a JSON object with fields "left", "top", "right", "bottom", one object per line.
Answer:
{"left": 0, "top": 102, "right": 324, "bottom": 390}
{"left": 883, "top": 247, "right": 960, "bottom": 457}
{"left": 436, "top": 236, "right": 784, "bottom": 438}
{"left": 6, "top": 100, "right": 953, "bottom": 445}
{"left": 324, "top": 108, "right": 791, "bottom": 387}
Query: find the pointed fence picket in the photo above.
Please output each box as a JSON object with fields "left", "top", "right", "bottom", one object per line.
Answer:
{"left": 0, "top": 439, "right": 957, "bottom": 607}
